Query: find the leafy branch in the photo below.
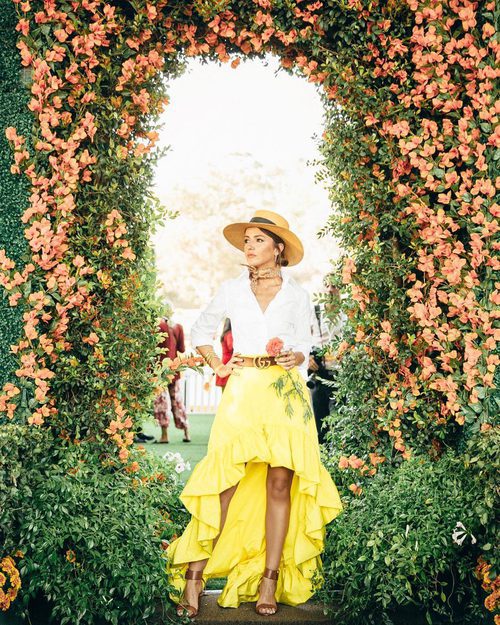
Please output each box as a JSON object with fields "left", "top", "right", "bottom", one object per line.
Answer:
{"left": 271, "top": 371, "right": 313, "bottom": 424}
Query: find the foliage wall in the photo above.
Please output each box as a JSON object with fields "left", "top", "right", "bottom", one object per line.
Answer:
{"left": 0, "top": 0, "right": 195, "bottom": 620}
{"left": 0, "top": 3, "right": 29, "bottom": 388}
{"left": 0, "top": 0, "right": 498, "bottom": 623}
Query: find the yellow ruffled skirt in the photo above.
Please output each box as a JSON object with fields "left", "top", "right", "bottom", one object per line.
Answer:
{"left": 166, "top": 363, "right": 343, "bottom": 608}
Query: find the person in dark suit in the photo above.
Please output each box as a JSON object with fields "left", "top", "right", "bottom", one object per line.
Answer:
{"left": 308, "top": 284, "right": 346, "bottom": 443}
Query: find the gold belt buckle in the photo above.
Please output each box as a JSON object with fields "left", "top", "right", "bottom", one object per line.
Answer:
{"left": 253, "top": 355, "right": 271, "bottom": 369}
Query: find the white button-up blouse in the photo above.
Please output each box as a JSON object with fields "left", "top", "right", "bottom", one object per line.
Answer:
{"left": 191, "top": 270, "right": 312, "bottom": 375}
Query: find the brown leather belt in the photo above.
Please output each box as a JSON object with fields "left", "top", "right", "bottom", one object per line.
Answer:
{"left": 240, "top": 355, "right": 278, "bottom": 369}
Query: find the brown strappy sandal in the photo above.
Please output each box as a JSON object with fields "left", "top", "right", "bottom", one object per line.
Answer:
{"left": 255, "top": 567, "right": 279, "bottom": 616}
{"left": 176, "top": 569, "right": 205, "bottom": 618}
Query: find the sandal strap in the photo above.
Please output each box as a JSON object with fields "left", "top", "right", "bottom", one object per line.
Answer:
{"left": 185, "top": 568, "right": 204, "bottom": 581}
{"left": 263, "top": 567, "right": 279, "bottom": 580}
{"left": 178, "top": 604, "right": 198, "bottom": 618}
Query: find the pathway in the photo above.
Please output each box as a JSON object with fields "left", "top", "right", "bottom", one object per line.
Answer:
{"left": 194, "top": 591, "right": 332, "bottom": 624}
{"left": 147, "top": 590, "right": 332, "bottom": 625}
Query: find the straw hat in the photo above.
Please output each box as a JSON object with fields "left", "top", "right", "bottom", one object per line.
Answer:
{"left": 223, "top": 210, "right": 304, "bottom": 266}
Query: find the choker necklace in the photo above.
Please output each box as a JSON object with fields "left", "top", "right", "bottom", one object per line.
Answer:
{"left": 242, "top": 264, "right": 282, "bottom": 293}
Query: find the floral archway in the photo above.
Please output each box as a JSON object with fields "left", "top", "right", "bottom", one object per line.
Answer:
{"left": 0, "top": 0, "right": 498, "bottom": 622}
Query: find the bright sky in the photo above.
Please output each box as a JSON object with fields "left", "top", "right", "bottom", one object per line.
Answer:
{"left": 152, "top": 55, "right": 341, "bottom": 317}
{"left": 154, "top": 55, "right": 327, "bottom": 188}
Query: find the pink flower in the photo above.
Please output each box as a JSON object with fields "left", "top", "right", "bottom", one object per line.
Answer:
{"left": 266, "top": 337, "right": 284, "bottom": 357}
{"left": 82, "top": 332, "right": 99, "bottom": 346}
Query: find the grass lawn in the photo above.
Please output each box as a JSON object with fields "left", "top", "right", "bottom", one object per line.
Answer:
{"left": 137, "top": 413, "right": 214, "bottom": 481}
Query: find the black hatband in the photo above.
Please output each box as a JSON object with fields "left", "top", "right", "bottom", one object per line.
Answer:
{"left": 249, "top": 217, "right": 276, "bottom": 225}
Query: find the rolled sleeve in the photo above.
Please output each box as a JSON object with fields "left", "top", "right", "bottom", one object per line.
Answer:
{"left": 191, "top": 282, "right": 227, "bottom": 349}
{"left": 294, "top": 289, "right": 313, "bottom": 364}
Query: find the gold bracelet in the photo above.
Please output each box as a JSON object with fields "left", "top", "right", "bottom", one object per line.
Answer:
{"left": 204, "top": 350, "right": 217, "bottom": 366}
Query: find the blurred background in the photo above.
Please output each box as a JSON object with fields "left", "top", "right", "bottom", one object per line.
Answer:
{"left": 152, "top": 55, "right": 342, "bottom": 337}
{"left": 144, "top": 55, "right": 343, "bottom": 449}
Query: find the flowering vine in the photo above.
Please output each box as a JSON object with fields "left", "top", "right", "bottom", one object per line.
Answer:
{"left": 0, "top": 0, "right": 497, "bottom": 616}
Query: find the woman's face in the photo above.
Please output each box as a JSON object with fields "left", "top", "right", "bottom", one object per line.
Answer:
{"left": 243, "top": 227, "right": 280, "bottom": 268}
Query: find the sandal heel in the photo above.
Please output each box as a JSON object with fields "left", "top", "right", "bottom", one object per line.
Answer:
{"left": 177, "top": 569, "right": 205, "bottom": 619}
{"left": 255, "top": 568, "right": 279, "bottom": 616}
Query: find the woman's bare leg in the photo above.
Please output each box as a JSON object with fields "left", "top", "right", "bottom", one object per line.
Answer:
{"left": 257, "top": 466, "right": 294, "bottom": 614}
{"left": 159, "top": 426, "right": 169, "bottom": 443}
{"left": 179, "top": 484, "right": 238, "bottom": 613}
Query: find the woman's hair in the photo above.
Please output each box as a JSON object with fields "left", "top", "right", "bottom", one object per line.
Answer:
{"left": 259, "top": 228, "right": 289, "bottom": 267}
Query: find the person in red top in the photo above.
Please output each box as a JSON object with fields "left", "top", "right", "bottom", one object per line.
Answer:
{"left": 155, "top": 312, "right": 191, "bottom": 443}
{"left": 215, "top": 319, "right": 233, "bottom": 391}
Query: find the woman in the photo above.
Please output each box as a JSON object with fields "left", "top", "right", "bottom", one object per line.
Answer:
{"left": 156, "top": 314, "right": 191, "bottom": 443}
{"left": 166, "top": 210, "right": 342, "bottom": 617}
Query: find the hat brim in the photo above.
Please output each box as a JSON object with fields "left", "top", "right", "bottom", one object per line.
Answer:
{"left": 223, "top": 222, "right": 304, "bottom": 266}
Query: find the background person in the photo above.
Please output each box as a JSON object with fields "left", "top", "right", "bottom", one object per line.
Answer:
{"left": 156, "top": 311, "right": 191, "bottom": 443}
{"left": 308, "top": 281, "right": 346, "bottom": 443}
{"left": 153, "top": 384, "right": 173, "bottom": 444}
{"left": 215, "top": 318, "right": 233, "bottom": 392}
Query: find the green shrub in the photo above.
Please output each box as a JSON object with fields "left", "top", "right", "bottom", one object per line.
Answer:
{"left": 463, "top": 426, "right": 500, "bottom": 584}
{"left": 0, "top": 425, "right": 47, "bottom": 554}
{"left": 321, "top": 342, "right": 389, "bottom": 490}
{"left": 1, "top": 431, "right": 188, "bottom": 625}
{"left": 318, "top": 454, "right": 487, "bottom": 624}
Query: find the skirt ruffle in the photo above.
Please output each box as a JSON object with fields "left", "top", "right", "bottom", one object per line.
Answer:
{"left": 166, "top": 364, "right": 343, "bottom": 608}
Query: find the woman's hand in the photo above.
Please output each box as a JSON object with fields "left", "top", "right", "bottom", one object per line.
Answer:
{"left": 276, "top": 350, "right": 299, "bottom": 371}
{"left": 215, "top": 353, "right": 244, "bottom": 378}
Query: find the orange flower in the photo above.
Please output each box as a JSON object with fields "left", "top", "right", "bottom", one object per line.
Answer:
{"left": 342, "top": 257, "right": 356, "bottom": 284}
{"left": 348, "top": 483, "right": 362, "bottom": 496}
{"left": 82, "top": 332, "right": 99, "bottom": 346}
{"left": 145, "top": 3, "right": 157, "bottom": 20}
{"left": 347, "top": 454, "right": 364, "bottom": 469}
{"left": 0, "top": 556, "right": 21, "bottom": 610}
{"left": 266, "top": 337, "right": 284, "bottom": 357}
{"left": 65, "top": 550, "right": 76, "bottom": 563}
{"left": 122, "top": 247, "right": 136, "bottom": 261}
{"left": 338, "top": 456, "right": 349, "bottom": 470}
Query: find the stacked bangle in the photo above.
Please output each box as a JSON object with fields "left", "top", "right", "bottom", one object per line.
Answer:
{"left": 203, "top": 350, "right": 217, "bottom": 367}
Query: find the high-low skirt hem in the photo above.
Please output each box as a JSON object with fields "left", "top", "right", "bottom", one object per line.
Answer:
{"left": 165, "top": 365, "right": 343, "bottom": 608}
